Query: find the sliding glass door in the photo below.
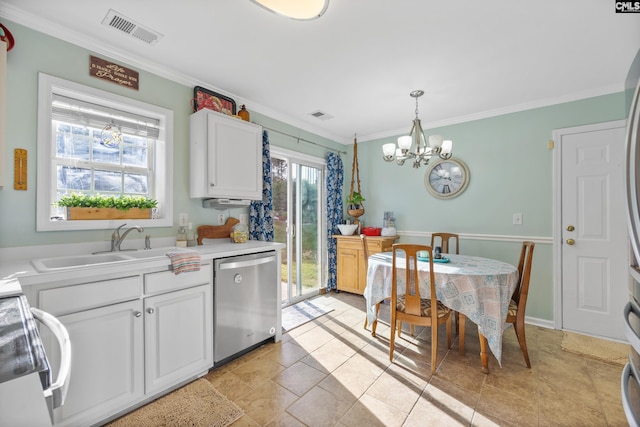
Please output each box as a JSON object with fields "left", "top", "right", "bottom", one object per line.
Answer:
{"left": 271, "top": 148, "right": 326, "bottom": 306}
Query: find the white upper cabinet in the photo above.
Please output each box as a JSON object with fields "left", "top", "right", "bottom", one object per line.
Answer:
{"left": 189, "top": 109, "right": 263, "bottom": 200}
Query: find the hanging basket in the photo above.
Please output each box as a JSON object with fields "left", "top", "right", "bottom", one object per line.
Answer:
{"left": 347, "top": 136, "right": 365, "bottom": 222}
{"left": 347, "top": 207, "right": 365, "bottom": 218}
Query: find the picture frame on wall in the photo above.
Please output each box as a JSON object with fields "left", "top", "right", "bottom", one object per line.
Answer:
{"left": 192, "top": 86, "right": 236, "bottom": 115}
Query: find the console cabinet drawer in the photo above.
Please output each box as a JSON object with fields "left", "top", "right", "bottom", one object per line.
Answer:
{"left": 144, "top": 263, "right": 212, "bottom": 295}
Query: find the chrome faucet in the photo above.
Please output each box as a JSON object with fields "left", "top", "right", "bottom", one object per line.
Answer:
{"left": 111, "top": 224, "right": 144, "bottom": 252}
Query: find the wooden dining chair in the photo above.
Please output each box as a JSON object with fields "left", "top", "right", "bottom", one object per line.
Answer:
{"left": 361, "top": 234, "right": 382, "bottom": 337}
{"left": 507, "top": 241, "right": 535, "bottom": 368}
{"left": 389, "top": 244, "right": 453, "bottom": 374}
{"left": 431, "top": 232, "right": 464, "bottom": 348}
{"left": 430, "top": 232, "right": 459, "bottom": 255}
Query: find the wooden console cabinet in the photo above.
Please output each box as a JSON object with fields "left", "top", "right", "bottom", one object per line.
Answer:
{"left": 333, "top": 235, "right": 398, "bottom": 295}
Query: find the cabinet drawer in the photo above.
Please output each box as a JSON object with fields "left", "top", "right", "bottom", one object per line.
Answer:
{"left": 145, "top": 263, "right": 212, "bottom": 295}
{"left": 38, "top": 275, "right": 142, "bottom": 316}
{"left": 337, "top": 240, "right": 387, "bottom": 253}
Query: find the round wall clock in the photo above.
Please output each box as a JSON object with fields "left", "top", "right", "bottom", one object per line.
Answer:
{"left": 424, "top": 158, "right": 470, "bottom": 199}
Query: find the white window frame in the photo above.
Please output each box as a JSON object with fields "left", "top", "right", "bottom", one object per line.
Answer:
{"left": 36, "top": 73, "right": 173, "bottom": 231}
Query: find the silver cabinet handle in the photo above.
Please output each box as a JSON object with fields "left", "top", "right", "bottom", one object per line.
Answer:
{"left": 134, "top": 311, "right": 142, "bottom": 317}
{"left": 147, "top": 308, "right": 154, "bottom": 314}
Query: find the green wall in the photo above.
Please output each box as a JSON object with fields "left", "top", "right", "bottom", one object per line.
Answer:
{"left": 349, "top": 94, "right": 625, "bottom": 322}
{"left": 0, "top": 20, "right": 629, "bottom": 323}
{"left": 0, "top": 20, "right": 343, "bottom": 248}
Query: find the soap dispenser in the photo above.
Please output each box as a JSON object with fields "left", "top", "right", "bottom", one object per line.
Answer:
{"left": 186, "top": 222, "right": 196, "bottom": 247}
{"left": 176, "top": 226, "right": 187, "bottom": 248}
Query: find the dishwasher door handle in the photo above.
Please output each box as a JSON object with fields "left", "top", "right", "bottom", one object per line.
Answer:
{"left": 218, "top": 255, "right": 276, "bottom": 270}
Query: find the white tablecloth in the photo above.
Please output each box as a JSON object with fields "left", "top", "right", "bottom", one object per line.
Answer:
{"left": 364, "top": 252, "right": 518, "bottom": 364}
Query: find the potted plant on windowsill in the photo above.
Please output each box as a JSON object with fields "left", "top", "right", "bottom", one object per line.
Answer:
{"left": 57, "top": 193, "right": 158, "bottom": 220}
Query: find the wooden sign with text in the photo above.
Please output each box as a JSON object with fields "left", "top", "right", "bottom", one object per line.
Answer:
{"left": 89, "top": 55, "right": 139, "bottom": 90}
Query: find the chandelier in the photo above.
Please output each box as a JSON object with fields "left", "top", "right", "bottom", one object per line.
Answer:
{"left": 249, "top": 0, "right": 329, "bottom": 20}
{"left": 382, "top": 90, "right": 453, "bottom": 168}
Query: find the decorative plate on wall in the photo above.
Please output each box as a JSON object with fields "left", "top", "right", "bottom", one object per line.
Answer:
{"left": 424, "top": 158, "right": 470, "bottom": 199}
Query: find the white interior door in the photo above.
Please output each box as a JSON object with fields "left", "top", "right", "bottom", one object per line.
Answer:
{"left": 557, "top": 120, "right": 628, "bottom": 340}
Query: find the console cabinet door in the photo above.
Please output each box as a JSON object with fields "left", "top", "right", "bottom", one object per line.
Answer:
{"left": 337, "top": 247, "right": 361, "bottom": 294}
{"left": 144, "top": 283, "right": 213, "bottom": 395}
{"left": 44, "top": 299, "right": 144, "bottom": 427}
{"left": 335, "top": 236, "right": 399, "bottom": 295}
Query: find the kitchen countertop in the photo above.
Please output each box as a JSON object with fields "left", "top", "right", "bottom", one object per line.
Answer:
{"left": 0, "top": 240, "right": 285, "bottom": 292}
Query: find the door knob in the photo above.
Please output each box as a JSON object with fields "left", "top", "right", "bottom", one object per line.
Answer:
{"left": 134, "top": 311, "right": 142, "bottom": 318}
{"left": 566, "top": 225, "right": 575, "bottom": 231}
{"left": 147, "top": 308, "right": 154, "bottom": 314}
{"left": 566, "top": 239, "right": 575, "bottom": 245}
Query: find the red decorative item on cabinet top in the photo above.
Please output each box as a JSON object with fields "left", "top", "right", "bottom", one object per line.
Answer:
{"left": 0, "top": 23, "right": 15, "bottom": 51}
{"left": 361, "top": 227, "right": 382, "bottom": 236}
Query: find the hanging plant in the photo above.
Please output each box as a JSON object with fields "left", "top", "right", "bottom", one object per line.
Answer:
{"left": 346, "top": 192, "right": 365, "bottom": 209}
{"left": 347, "top": 136, "right": 365, "bottom": 221}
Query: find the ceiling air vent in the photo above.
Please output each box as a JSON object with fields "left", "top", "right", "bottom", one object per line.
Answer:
{"left": 101, "top": 9, "right": 163, "bottom": 46}
{"left": 309, "top": 110, "right": 334, "bottom": 121}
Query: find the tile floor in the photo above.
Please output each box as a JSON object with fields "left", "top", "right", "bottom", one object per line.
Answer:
{"left": 204, "top": 292, "right": 627, "bottom": 426}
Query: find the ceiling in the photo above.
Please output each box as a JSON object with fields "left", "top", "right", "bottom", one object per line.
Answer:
{"left": 1, "top": 1, "right": 639, "bottom": 144}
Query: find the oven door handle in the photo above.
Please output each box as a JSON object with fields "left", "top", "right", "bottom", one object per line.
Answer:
{"left": 31, "top": 307, "right": 71, "bottom": 410}
{"left": 624, "top": 301, "right": 640, "bottom": 354}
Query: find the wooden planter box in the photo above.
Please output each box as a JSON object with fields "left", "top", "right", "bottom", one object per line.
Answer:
{"left": 67, "top": 207, "right": 151, "bottom": 220}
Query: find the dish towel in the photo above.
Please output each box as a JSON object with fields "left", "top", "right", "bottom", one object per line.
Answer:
{"left": 167, "top": 250, "right": 201, "bottom": 275}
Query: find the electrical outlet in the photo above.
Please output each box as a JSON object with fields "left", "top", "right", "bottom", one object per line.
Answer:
{"left": 217, "top": 213, "right": 225, "bottom": 225}
{"left": 513, "top": 213, "right": 523, "bottom": 225}
{"left": 179, "top": 213, "right": 188, "bottom": 226}
{"left": 239, "top": 214, "right": 248, "bottom": 225}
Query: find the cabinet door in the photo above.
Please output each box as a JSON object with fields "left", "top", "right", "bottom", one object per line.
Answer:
{"left": 337, "top": 247, "right": 361, "bottom": 294}
{"left": 206, "top": 113, "right": 262, "bottom": 199}
{"left": 42, "top": 300, "right": 144, "bottom": 427}
{"left": 144, "top": 284, "right": 213, "bottom": 394}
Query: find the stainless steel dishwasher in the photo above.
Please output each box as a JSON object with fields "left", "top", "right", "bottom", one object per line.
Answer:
{"left": 214, "top": 251, "right": 278, "bottom": 363}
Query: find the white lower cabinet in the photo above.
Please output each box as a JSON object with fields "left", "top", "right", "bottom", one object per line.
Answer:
{"left": 29, "top": 264, "right": 213, "bottom": 427}
{"left": 144, "top": 283, "right": 213, "bottom": 395}
{"left": 48, "top": 299, "right": 144, "bottom": 427}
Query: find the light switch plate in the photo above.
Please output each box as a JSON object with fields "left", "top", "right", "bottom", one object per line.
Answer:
{"left": 513, "top": 213, "right": 522, "bottom": 225}
{"left": 217, "top": 214, "right": 225, "bottom": 225}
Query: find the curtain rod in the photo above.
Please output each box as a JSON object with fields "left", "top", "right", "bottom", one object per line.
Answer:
{"left": 262, "top": 126, "right": 347, "bottom": 155}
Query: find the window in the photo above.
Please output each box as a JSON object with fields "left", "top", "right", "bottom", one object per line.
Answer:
{"left": 37, "top": 73, "right": 173, "bottom": 231}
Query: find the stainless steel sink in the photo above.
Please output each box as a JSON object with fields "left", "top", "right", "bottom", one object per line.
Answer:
{"left": 31, "top": 253, "right": 135, "bottom": 272}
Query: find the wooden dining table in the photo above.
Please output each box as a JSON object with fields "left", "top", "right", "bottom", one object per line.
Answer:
{"left": 364, "top": 252, "right": 518, "bottom": 373}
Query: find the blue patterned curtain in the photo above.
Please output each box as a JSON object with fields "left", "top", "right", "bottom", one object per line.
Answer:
{"left": 249, "top": 130, "right": 274, "bottom": 241}
{"left": 326, "top": 152, "right": 344, "bottom": 291}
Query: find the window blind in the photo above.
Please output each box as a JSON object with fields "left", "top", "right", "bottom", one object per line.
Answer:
{"left": 51, "top": 94, "right": 161, "bottom": 138}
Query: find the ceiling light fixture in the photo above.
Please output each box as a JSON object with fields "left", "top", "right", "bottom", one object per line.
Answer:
{"left": 382, "top": 90, "right": 453, "bottom": 168}
{"left": 249, "top": 0, "right": 329, "bottom": 20}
